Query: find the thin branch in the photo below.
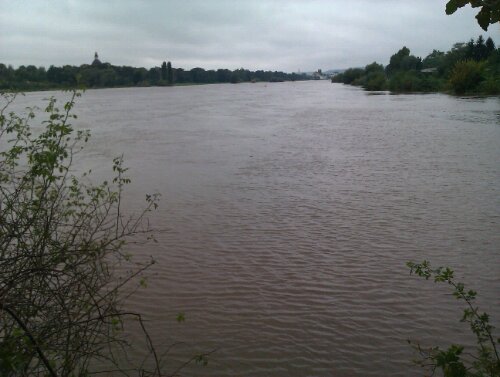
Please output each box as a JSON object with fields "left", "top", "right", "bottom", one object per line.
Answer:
{"left": 0, "top": 303, "right": 59, "bottom": 377}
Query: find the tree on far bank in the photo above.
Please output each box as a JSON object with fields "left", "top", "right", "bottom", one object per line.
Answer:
{"left": 166, "top": 61, "right": 173, "bottom": 85}
{"left": 161, "top": 61, "right": 167, "bottom": 81}
{"left": 386, "top": 46, "right": 422, "bottom": 75}
{"left": 449, "top": 60, "right": 484, "bottom": 94}
{"left": 486, "top": 37, "right": 496, "bottom": 54}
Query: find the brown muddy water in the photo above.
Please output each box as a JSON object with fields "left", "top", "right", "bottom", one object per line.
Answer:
{"left": 16, "top": 81, "right": 500, "bottom": 376}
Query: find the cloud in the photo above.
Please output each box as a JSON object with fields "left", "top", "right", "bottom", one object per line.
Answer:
{"left": 1, "top": 0, "right": 499, "bottom": 71}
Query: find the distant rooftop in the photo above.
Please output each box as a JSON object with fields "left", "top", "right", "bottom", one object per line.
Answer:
{"left": 91, "top": 52, "right": 102, "bottom": 66}
{"left": 421, "top": 68, "right": 437, "bottom": 73}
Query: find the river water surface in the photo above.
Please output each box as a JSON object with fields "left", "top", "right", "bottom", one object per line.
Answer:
{"left": 20, "top": 81, "right": 500, "bottom": 376}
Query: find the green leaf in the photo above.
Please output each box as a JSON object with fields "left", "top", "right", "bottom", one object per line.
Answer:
{"left": 476, "top": 8, "right": 491, "bottom": 30}
{"left": 176, "top": 313, "right": 185, "bottom": 323}
{"left": 446, "top": 0, "right": 460, "bottom": 14}
{"left": 469, "top": 0, "right": 483, "bottom": 8}
{"left": 446, "top": 0, "right": 470, "bottom": 14}
{"left": 195, "top": 354, "right": 208, "bottom": 366}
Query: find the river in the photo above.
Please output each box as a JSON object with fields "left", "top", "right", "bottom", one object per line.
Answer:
{"left": 18, "top": 81, "right": 500, "bottom": 376}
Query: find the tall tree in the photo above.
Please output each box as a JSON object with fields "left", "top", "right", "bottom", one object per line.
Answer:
{"left": 166, "top": 61, "right": 173, "bottom": 85}
{"left": 161, "top": 61, "right": 167, "bottom": 81}
{"left": 474, "top": 35, "right": 489, "bottom": 61}
{"left": 485, "top": 36, "right": 496, "bottom": 54}
{"left": 387, "top": 47, "right": 410, "bottom": 73}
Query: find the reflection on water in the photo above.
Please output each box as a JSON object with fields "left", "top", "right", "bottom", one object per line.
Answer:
{"left": 18, "top": 82, "right": 500, "bottom": 376}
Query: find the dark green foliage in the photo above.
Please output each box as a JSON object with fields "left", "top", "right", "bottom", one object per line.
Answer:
{"left": 147, "top": 67, "right": 161, "bottom": 85}
{"left": 190, "top": 67, "right": 210, "bottom": 83}
{"left": 161, "top": 61, "right": 167, "bottom": 82}
{"left": 230, "top": 73, "right": 240, "bottom": 84}
{"left": 386, "top": 47, "right": 422, "bottom": 75}
{"left": 388, "top": 71, "right": 444, "bottom": 93}
{"left": 0, "top": 60, "right": 310, "bottom": 91}
{"left": 446, "top": 0, "right": 500, "bottom": 30}
{"left": 478, "top": 49, "right": 500, "bottom": 93}
{"left": 473, "top": 35, "right": 490, "bottom": 61}
{"left": 363, "top": 62, "right": 387, "bottom": 90}
{"left": 0, "top": 92, "right": 164, "bottom": 376}
{"left": 331, "top": 68, "right": 365, "bottom": 84}
{"left": 449, "top": 60, "right": 485, "bottom": 94}
{"left": 388, "top": 71, "right": 422, "bottom": 92}
{"left": 486, "top": 37, "right": 496, "bottom": 53}
{"left": 176, "top": 313, "right": 186, "bottom": 323}
{"left": 342, "top": 68, "right": 365, "bottom": 84}
{"left": 363, "top": 73, "right": 384, "bottom": 90}
{"left": 0, "top": 93, "right": 216, "bottom": 376}
{"left": 47, "top": 65, "right": 78, "bottom": 86}
{"left": 166, "top": 61, "right": 173, "bottom": 85}
{"left": 133, "top": 67, "right": 147, "bottom": 85}
{"left": 438, "top": 43, "right": 471, "bottom": 76}
{"left": 363, "top": 72, "right": 386, "bottom": 91}
{"left": 334, "top": 35, "right": 500, "bottom": 95}
{"left": 407, "top": 261, "right": 500, "bottom": 377}
{"left": 344, "top": 62, "right": 387, "bottom": 91}
{"left": 423, "top": 49, "right": 446, "bottom": 69}
{"left": 216, "top": 68, "right": 232, "bottom": 82}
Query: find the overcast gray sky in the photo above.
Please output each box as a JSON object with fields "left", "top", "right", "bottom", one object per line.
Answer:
{"left": 1, "top": 0, "right": 499, "bottom": 72}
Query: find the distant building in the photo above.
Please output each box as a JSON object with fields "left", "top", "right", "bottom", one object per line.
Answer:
{"left": 91, "top": 52, "right": 102, "bottom": 66}
{"left": 421, "top": 68, "right": 438, "bottom": 74}
{"left": 312, "top": 69, "right": 326, "bottom": 80}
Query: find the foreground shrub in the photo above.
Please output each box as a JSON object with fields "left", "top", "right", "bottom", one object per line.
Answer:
{"left": 408, "top": 261, "right": 499, "bottom": 377}
{"left": 0, "top": 92, "right": 164, "bottom": 376}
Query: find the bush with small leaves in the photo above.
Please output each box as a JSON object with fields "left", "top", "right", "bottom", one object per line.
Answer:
{"left": 0, "top": 91, "right": 165, "bottom": 376}
{"left": 407, "top": 261, "right": 500, "bottom": 377}
{"left": 449, "top": 60, "right": 485, "bottom": 94}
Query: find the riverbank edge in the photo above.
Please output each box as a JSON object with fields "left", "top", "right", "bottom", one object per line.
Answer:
{"left": 0, "top": 79, "right": 311, "bottom": 94}
{"left": 331, "top": 82, "right": 500, "bottom": 97}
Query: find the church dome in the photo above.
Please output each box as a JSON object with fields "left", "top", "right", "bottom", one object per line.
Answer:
{"left": 91, "top": 52, "right": 102, "bottom": 66}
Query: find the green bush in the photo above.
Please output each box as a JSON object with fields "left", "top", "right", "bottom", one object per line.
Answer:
{"left": 477, "top": 77, "right": 500, "bottom": 94}
{"left": 332, "top": 68, "right": 366, "bottom": 84}
{"left": 388, "top": 71, "right": 444, "bottom": 92}
{"left": 449, "top": 60, "right": 485, "bottom": 94}
{"left": 408, "top": 261, "right": 500, "bottom": 377}
{"left": 0, "top": 92, "right": 163, "bottom": 376}
{"left": 388, "top": 71, "right": 421, "bottom": 92}
{"left": 364, "top": 72, "right": 387, "bottom": 91}
{"left": 363, "top": 62, "right": 387, "bottom": 91}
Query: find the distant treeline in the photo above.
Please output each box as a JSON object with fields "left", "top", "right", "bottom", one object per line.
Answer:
{"left": 332, "top": 35, "right": 500, "bottom": 95}
{"left": 0, "top": 59, "right": 311, "bottom": 91}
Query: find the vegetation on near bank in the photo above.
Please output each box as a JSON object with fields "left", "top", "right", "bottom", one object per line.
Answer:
{"left": 408, "top": 262, "right": 500, "bottom": 377}
{"left": 0, "top": 57, "right": 310, "bottom": 92}
{"left": 0, "top": 92, "right": 213, "bottom": 376}
{"left": 332, "top": 35, "right": 500, "bottom": 95}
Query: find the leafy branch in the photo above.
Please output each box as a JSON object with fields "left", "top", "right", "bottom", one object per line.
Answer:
{"left": 0, "top": 91, "right": 210, "bottom": 376}
{"left": 446, "top": 0, "right": 500, "bottom": 30}
{"left": 407, "top": 261, "right": 500, "bottom": 377}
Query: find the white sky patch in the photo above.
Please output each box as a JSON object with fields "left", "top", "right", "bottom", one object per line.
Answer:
{"left": 1, "top": 0, "right": 499, "bottom": 71}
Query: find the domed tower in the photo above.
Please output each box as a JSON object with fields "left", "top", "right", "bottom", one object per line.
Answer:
{"left": 91, "top": 52, "right": 102, "bottom": 66}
